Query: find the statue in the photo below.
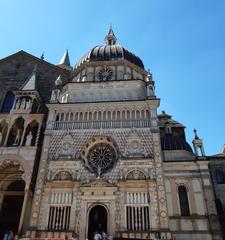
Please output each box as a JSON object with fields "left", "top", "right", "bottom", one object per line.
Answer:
{"left": 149, "top": 84, "right": 155, "bottom": 96}
{"left": 25, "top": 131, "right": 33, "bottom": 146}
{"left": 51, "top": 90, "right": 58, "bottom": 101}
{"left": 14, "top": 129, "right": 22, "bottom": 145}
{"left": 15, "top": 99, "right": 21, "bottom": 109}
{"left": 26, "top": 98, "right": 32, "bottom": 109}
{"left": 0, "top": 132, "right": 2, "bottom": 145}
{"left": 20, "top": 98, "right": 26, "bottom": 109}
{"left": 75, "top": 170, "right": 81, "bottom": 180}
{"left": 97, "top": 166, "right": 102, "bottom": 179}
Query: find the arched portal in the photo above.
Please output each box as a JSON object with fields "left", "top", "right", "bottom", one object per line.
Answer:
{"left": 88, "top": 205, "right": 107, "bottom": 240}
{"left": 0, "top": 180, "right": 25, "bottom": 236}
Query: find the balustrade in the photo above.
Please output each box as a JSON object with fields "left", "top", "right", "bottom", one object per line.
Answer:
{"left": 47, "top": 119, "right": 151, "bottom": 130}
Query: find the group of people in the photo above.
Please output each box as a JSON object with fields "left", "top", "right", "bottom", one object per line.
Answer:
{"left": 3, "top": 230, "right": 20, "bottom": 240}
{"left": 93, "top": 230, "right": 107, "bottom": 240}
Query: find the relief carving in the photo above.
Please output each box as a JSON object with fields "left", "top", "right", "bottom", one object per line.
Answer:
{"left": 57, "top": 134, "right": 74, "bottom": 158}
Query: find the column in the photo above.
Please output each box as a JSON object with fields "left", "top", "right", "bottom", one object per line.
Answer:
{"left": 20, "top": 122, "right": 27, "bottom": 146}
{"left": 35, "top": 121, "right": 42, "bottom": 146}
{"left": 3, "top": 122, "right": 12, "bottom": 146}
{"left": 17, "top": 188, "right": 30, "bottom": 234}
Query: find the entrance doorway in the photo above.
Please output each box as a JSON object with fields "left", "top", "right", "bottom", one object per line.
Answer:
{"left": 0, "top": 180, "right": 25, "bottom": 238}
{"left": 88, "top": 205, "right": 107, "bottom": 240}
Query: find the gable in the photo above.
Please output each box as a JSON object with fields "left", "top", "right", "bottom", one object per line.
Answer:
{"left": 0, "top": 51, "right": 70, "bottom": 106}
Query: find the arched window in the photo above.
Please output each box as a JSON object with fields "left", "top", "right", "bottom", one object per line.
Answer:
{"left": 1, "top": 91, "right": 15, "bottom": 113}
{"left": 178, "top": 185, "right": 190, "bottom": 216}
{"left": 215, "top": 170, "right": 225, "bottom": 184}
{"left": 55, "top": 114, "right": 59, "bottom": 122}
{"left": 7, "top": 180, "right": 25, "bottom": 191}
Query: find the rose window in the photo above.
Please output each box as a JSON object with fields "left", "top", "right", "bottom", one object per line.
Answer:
{"left": 87, "top": 143, "right": 116, "bottom": 172}
{"left": 97, "top": 67, "right": 113, "bottom": 81}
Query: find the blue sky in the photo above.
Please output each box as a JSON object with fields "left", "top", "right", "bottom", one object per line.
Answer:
{"left": 0, "top": 0, "right": 224, "bottom": 155}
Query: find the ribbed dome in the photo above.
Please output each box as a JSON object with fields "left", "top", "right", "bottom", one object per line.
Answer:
{"left": 75, "top": 27, "right": 144, "bottom": 69}
{"left": 161, "top": 134, "right": 193, "bottom": 152}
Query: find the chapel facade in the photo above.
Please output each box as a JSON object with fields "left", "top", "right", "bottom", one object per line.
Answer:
{"left": 0, "top": 27, "right": 223, "bottom": 240}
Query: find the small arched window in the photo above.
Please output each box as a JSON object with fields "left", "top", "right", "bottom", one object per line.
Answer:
{"left": 1, "top": 91, "right": 15, "bottom": 113}
{"left": 178, "top": 185, "right": 190, "bottom": 216}
{"left": 215, "top": 170, "right": 225, "bottom": 184}
{"left": 7, "top": 180, "right": 25, "bottom": 191}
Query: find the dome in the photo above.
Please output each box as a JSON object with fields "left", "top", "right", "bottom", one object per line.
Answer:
{"left": 75, "top": 27, "right": 144, "bottom": 69}
{"left": 161, "top": 134, "right": 193, "bottom": 152}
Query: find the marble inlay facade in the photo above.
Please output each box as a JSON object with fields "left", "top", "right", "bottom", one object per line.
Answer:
{"left": 0, "top": 27, "right": 223, "bottom": 240}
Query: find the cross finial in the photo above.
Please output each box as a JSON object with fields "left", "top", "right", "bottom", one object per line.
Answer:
{"left": 194, "top": 128, "right": 199, "bottom": 139}
{"left": 105, "top": 25, "right": 117, "bottom": 45}
{"left": 40, "top": 52, "right": 44, "bottom": 60}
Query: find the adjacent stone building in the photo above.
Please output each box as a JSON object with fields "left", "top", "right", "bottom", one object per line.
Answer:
{"left": 0, "top": 27, "right": 223, "bottom": 240}
{"left": 209, "top": 146, "right": 225, "bottom": 239}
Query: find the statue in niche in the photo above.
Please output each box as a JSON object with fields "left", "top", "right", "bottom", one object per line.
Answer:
{"left": 15, "top": 99, "right": 21, "bottom": 109}
{"left": 26, "top": 99, "right": 32, "bottom": 109}
{"left": 14, "top": 129, "right": 22, "bottom": 145}
{"left": 20, "top": 98, "right": 26, "bottom": 109}
{"left": 25, "top": 131, "right": 33, "bottom": 146}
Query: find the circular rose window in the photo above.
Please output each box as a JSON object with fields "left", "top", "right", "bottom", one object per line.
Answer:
{"left": 87, "top": 143, "right": 116, "bottom": 172}
{"left": 97, "top": 67, "right": 113, "bottom": 81}
{"left": 81, "top": 136, "right": 118, "bottom": 174}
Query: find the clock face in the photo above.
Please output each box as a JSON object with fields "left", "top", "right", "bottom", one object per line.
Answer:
{"left": 97, "top": 67, "right": 113, "bottom": 81}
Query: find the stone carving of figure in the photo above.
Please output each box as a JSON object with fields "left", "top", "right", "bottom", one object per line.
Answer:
{"left": 25, "top": 131, "right": 33, "bottom": 146}
{"left": 75, "top": 170, "right": 81, "bottom": 180}
{"left": 61, "top": 142, "right": 72, "bottom": 155}
{"left": 149, "top": 84, "right": 155, "bottom": 96}
{"left": 20, "top": 98, "right": 26, "bottom": 109}
{"left": 51, "top": 90, "right": 58, "bottom": 101}
{"left": 26, "top": 98, "right": 32, "bottom": 109}
{"left": 14, "top": 129, "right": 22, "bottom": 145}
{"left": 15, "top": 99, "right": 21, "bottom": 109}
{"left": 119, "top": 168, "right": 124, "bottom": 180}
{"left": 46, "top": 169, "right": 52, "bottom": 181}
{"left": 146, "top": 83, "right": 150, "bottom": 98}
{"left": 0, "top": 132, "right": 2, "bottom": 145}
{"left": 97, "top": 166, "right": 102, "bottom": 179}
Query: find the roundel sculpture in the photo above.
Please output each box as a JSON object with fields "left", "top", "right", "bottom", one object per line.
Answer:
{"left": 81, "top": 136, "right": 118, "bottom": 174}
